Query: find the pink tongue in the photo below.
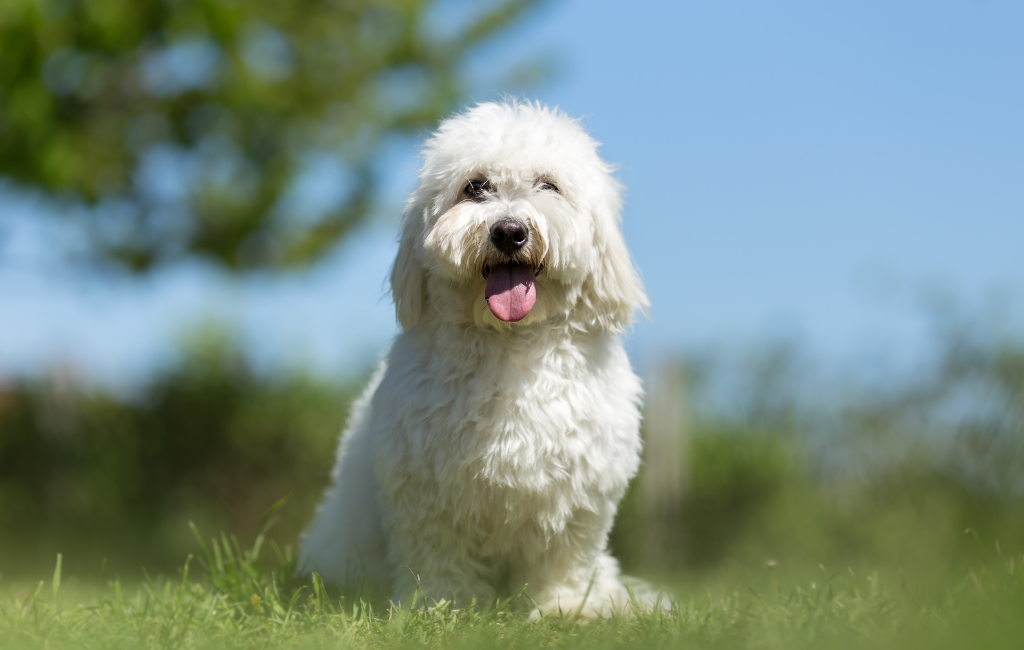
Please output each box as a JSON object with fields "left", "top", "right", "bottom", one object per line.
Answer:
{"left": 485, "top": 264, "right": 536, "bottom": 322}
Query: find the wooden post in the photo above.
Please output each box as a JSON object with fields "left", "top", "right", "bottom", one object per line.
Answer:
{"left": 639, "top": 360, "right": 689, "bottom": 567}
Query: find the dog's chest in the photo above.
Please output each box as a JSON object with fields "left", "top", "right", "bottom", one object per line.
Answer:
{"left": 372, "top": 330, "right": 643, "bottom": 531}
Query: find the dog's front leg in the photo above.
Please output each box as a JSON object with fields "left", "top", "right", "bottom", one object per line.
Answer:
{"left": 510, "top": 508, "right": 631, "bottom": 618}
{"left": 384, "top": 517, "right": 498, "bottom": 609}
{"left": 520, "top": 551, "right": 630, "bottom": 619}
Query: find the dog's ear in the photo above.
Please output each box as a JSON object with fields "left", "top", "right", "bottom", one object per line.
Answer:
{"left": 581, "top": 177, "right": 649, "bottom": 330}
{"left": 390, "top": 206, "right": 427, "bottom": 331}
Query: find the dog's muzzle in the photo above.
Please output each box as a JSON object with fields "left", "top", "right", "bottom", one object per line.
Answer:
{"left": 478, "top": 216, "right": 548, "bottom": 323}
{"left": 481, "top": 218, "right": 544, "bottom": 323}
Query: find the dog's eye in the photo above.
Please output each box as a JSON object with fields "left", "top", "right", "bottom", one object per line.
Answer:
{"left": 538, "top": 181, "right": 559, "bottom": 193}
{"left": 464, "top": 179, "right": 491, "bottom": 201}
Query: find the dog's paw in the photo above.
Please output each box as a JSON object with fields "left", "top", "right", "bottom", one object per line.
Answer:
{"left": 528, "top": 576, "right": 674, "bottom": 620}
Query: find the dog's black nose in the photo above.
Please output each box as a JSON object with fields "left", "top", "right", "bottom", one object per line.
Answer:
{"left": 490, "top": 218, "right": 528, "bottom": 254}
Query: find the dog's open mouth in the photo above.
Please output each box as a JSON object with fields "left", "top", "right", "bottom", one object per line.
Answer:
{"left": 484, "top": 263, "right": 536, "bottom": 322}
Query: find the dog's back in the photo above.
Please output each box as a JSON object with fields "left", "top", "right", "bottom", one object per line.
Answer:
{"left": 299, "top": 366, "right": 390, "bottom": 587}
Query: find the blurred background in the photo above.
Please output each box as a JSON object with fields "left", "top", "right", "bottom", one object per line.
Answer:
{"left": 1, "top": 0, "right": 1023, "bottom": 585}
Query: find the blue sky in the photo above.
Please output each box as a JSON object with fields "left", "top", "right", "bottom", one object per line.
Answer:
{"left": 2, "top": 0, "right": 1023, "bottom": 387}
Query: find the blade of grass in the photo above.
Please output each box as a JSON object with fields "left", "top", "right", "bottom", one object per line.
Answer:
{"left": 52, "top": 553, "right": 62, "bottom": 608}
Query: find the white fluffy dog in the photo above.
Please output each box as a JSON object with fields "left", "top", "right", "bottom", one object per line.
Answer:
{"left": 300, "top": 101, "right": 656, "bottom": 617}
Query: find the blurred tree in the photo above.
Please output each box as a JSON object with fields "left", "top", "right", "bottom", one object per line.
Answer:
{"left": 0, "top": 0, "right": 545, "bottom": 271}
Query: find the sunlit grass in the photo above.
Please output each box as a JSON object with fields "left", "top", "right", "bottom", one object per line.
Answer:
{"left": 2, "top": 525, "right": 1022, "bottom": 650}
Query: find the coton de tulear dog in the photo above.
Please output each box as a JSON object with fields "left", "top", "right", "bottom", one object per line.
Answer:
{"left": 300, "top": 101, "right": 660, "bottom": 617}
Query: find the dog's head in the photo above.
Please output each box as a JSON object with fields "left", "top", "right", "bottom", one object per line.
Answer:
{"left": 391, "top": 101, "right": 647, "bottom": 332}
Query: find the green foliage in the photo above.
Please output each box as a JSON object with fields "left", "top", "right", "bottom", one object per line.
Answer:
{"left": 0, "top": 0, "right": 545, "bottom": 271}
{"left": 611, "top": 331, "right": 1024, "bottom": 579}
{"left": 0, "top": 327, "right": 355, "bottom": 576}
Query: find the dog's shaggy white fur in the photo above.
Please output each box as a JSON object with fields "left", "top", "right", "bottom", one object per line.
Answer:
{"left": 300, "top": 101, "right": 655, "bottom": 617}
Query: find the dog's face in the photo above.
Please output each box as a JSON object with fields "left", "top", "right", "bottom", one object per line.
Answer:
{"left": 391, "top": 102, "right": 648, "bottom": 332}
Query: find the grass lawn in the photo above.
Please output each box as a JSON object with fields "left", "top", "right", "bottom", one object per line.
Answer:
{"left": 2, "top": 525, "right": 1022, "bottom": 650}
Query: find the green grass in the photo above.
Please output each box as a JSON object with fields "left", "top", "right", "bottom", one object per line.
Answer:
{"left": 2, "top": 525, "right": 1023, "bottom": 650}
